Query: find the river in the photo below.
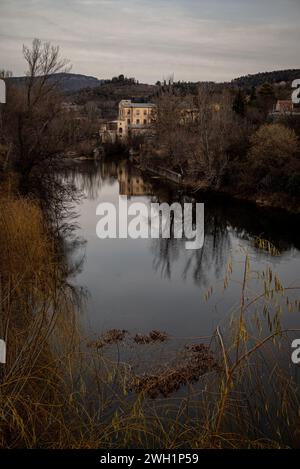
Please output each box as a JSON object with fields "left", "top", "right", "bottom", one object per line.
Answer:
{"left": 64, "top": 158, "right": 300, "bottom": 346}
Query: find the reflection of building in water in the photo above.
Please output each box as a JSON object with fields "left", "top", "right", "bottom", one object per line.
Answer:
{"left": 117, "top": 161, "right": 152, "bottom": 196}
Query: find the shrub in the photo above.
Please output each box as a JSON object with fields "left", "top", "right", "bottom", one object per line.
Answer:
{"left": 246, "top": 123, "right": 299, "bottom": 193}
{"left": 248, "top": 123, "right": 298, "bottom": 170}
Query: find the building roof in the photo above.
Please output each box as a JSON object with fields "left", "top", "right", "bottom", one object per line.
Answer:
{"left": 121, "top": 102, "right": 156, "bottom": 108}
{"left": 275, "top": 100, "right": 294, "bottom": 111}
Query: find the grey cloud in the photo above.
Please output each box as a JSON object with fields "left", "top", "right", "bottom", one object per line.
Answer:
{"left": 0, "top": 0, "right": 299, "bottom": 82}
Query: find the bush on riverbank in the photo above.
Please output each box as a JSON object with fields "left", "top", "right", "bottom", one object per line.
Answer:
{"left": 246, "top": 123, "right": 299, "bottom": 191}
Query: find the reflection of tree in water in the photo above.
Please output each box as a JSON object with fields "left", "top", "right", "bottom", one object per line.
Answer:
{"left": 61, "top": 232, "right": 87, "bottom": 282}
{"left": 151, "top": 238, "right": 181, "bottom": 279}
{"left": 217, "top": 200, "right": 300, "bottom": 252}
{"left": 150, "top": 208, "right": 230, "bottom": 288}
{"left": 60, "top": 159, "right": 300, "bottom": 287}
{"left": 182, "top": 216, "right": 230, "bottom": 287}
{"left": 61, "top": 158, "right": 155, "bottom": 201}
{"left": 147, "top": 171, "right": 300, "bottom": 284}
{"left": 60, "top": 160, "right": 118, "bottom": 200}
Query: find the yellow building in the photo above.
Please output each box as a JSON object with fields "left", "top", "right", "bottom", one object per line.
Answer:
{"left": 118, "top": 99, "right": 156, "bottom": 127}
{"left": 99, "top": 100, "right": 156, "bottom": 143}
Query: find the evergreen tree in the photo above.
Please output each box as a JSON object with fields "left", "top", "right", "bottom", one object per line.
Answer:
{"left": 233, "top": 88, "right": 246, "bottom": 116}
{"left": 258, "top": 82, "right": 274, "bottom": 98}
{"left": 258, "top": 82, "right": 275, "bottom": 114}
{"left": 249, "top": 86, "right": 257, "bottom": 104}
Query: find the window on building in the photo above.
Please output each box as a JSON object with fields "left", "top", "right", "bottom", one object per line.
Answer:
{"left": 127, "top": 119, "right": 130, "bottom": 124}
{"left": 136, "top": 119, "right": 140, "bottom": 124}
{"left": 119, "top": 127, "right": 122, "bottom": 133}
{"left": 143, "top": 119, "right": 147, "bottom": 125}
{"left": 144, "top": 110, "right": 147, "bottom": 115}
{"left": 136, "top": 110, "right": 140, "bottom": 115}
{"left": 127, "top": 110, "right": 130, "bottom": 115}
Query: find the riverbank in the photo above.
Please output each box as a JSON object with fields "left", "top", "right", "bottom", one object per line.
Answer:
{"left": 136, "top": 161, "right": 300, "bottom": 214}
{"left": 60, "top": 142, "right": 300, "bottom": 213}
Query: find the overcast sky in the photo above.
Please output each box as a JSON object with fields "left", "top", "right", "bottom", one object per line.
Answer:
{"left": 0, "top": 0, "right": 299, "bottom": 83}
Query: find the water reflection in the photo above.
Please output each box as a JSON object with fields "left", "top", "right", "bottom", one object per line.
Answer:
{"left": 118, "top": 161, "right": 153, "bottom": 196}
{"left": 64, "top": 158, "right": 300, "bottom": 337}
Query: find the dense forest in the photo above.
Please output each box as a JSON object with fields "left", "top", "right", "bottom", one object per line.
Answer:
{"left": 231, "top": 69, "right": 300, "bottom": 88}
{"left": 61, "top": 69, "right": 299, "bottom": 120}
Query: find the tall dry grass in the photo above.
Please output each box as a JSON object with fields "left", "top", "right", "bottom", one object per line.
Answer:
{"left": 0, "top": 196, "right": 89, "bottom": 447}
{"left": 0, "top": 195, "right": 145, "bottom": 448}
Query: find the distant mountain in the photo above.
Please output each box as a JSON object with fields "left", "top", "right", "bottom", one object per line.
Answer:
{"left": 9, "top": 73, "right": 104, "bottom": 93}
{"left": 231, "top": 69, "right": 300, "bottom": 88}
{"left": 52, "top": 73, "right": 104, "bottom": 92}
{"left": 8, "top": 69, "right": 300, "bottom": 102}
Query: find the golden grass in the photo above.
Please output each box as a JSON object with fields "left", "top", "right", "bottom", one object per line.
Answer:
{"left": 0, "top": 196, "right": 84, "bottom": 447}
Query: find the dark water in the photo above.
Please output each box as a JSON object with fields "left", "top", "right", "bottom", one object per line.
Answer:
{"left": 65, "top": 159, "right": 300, "bottom": 342}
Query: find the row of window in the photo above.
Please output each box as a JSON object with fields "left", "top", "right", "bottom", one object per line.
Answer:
{"left": 126, "top": 109, "right": 149, "bottom": 116}
{"left": 127, "top": 118, "right": 148, "bottom": 125}
{"left": 119, "top": 119, "right": 148, "bottom": 132}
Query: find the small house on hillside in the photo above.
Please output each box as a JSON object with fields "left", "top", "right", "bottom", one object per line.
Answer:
{"left": 275, "top": 100, "right": 294, "bottom": 113}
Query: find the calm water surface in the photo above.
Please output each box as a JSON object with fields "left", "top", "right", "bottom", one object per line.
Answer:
{"left": 65, "top": 159, "right": 300, "bottom": 341}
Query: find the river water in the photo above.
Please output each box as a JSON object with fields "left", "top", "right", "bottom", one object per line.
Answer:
{"left": 65, "top": 159, "right": 300, "bottom": 344}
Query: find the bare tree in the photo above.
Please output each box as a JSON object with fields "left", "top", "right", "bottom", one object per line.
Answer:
{"left": 154, "top": 91, "right": 197, "bottom": 173}
{"left": 194, "top": 85, "right": 240, "bottom": 188}
{"left": 2, "top": 39, "right": 76, "bottom": 214}
{"left": 4, "top": 39, "right": 71, "bottom": 169}
{"left": 23, "top": 38, "right": 71, "bottom": 109}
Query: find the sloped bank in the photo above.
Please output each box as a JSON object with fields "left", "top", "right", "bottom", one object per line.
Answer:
{"left": 138, "top": 162, "right": 300, "bottom": 215}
